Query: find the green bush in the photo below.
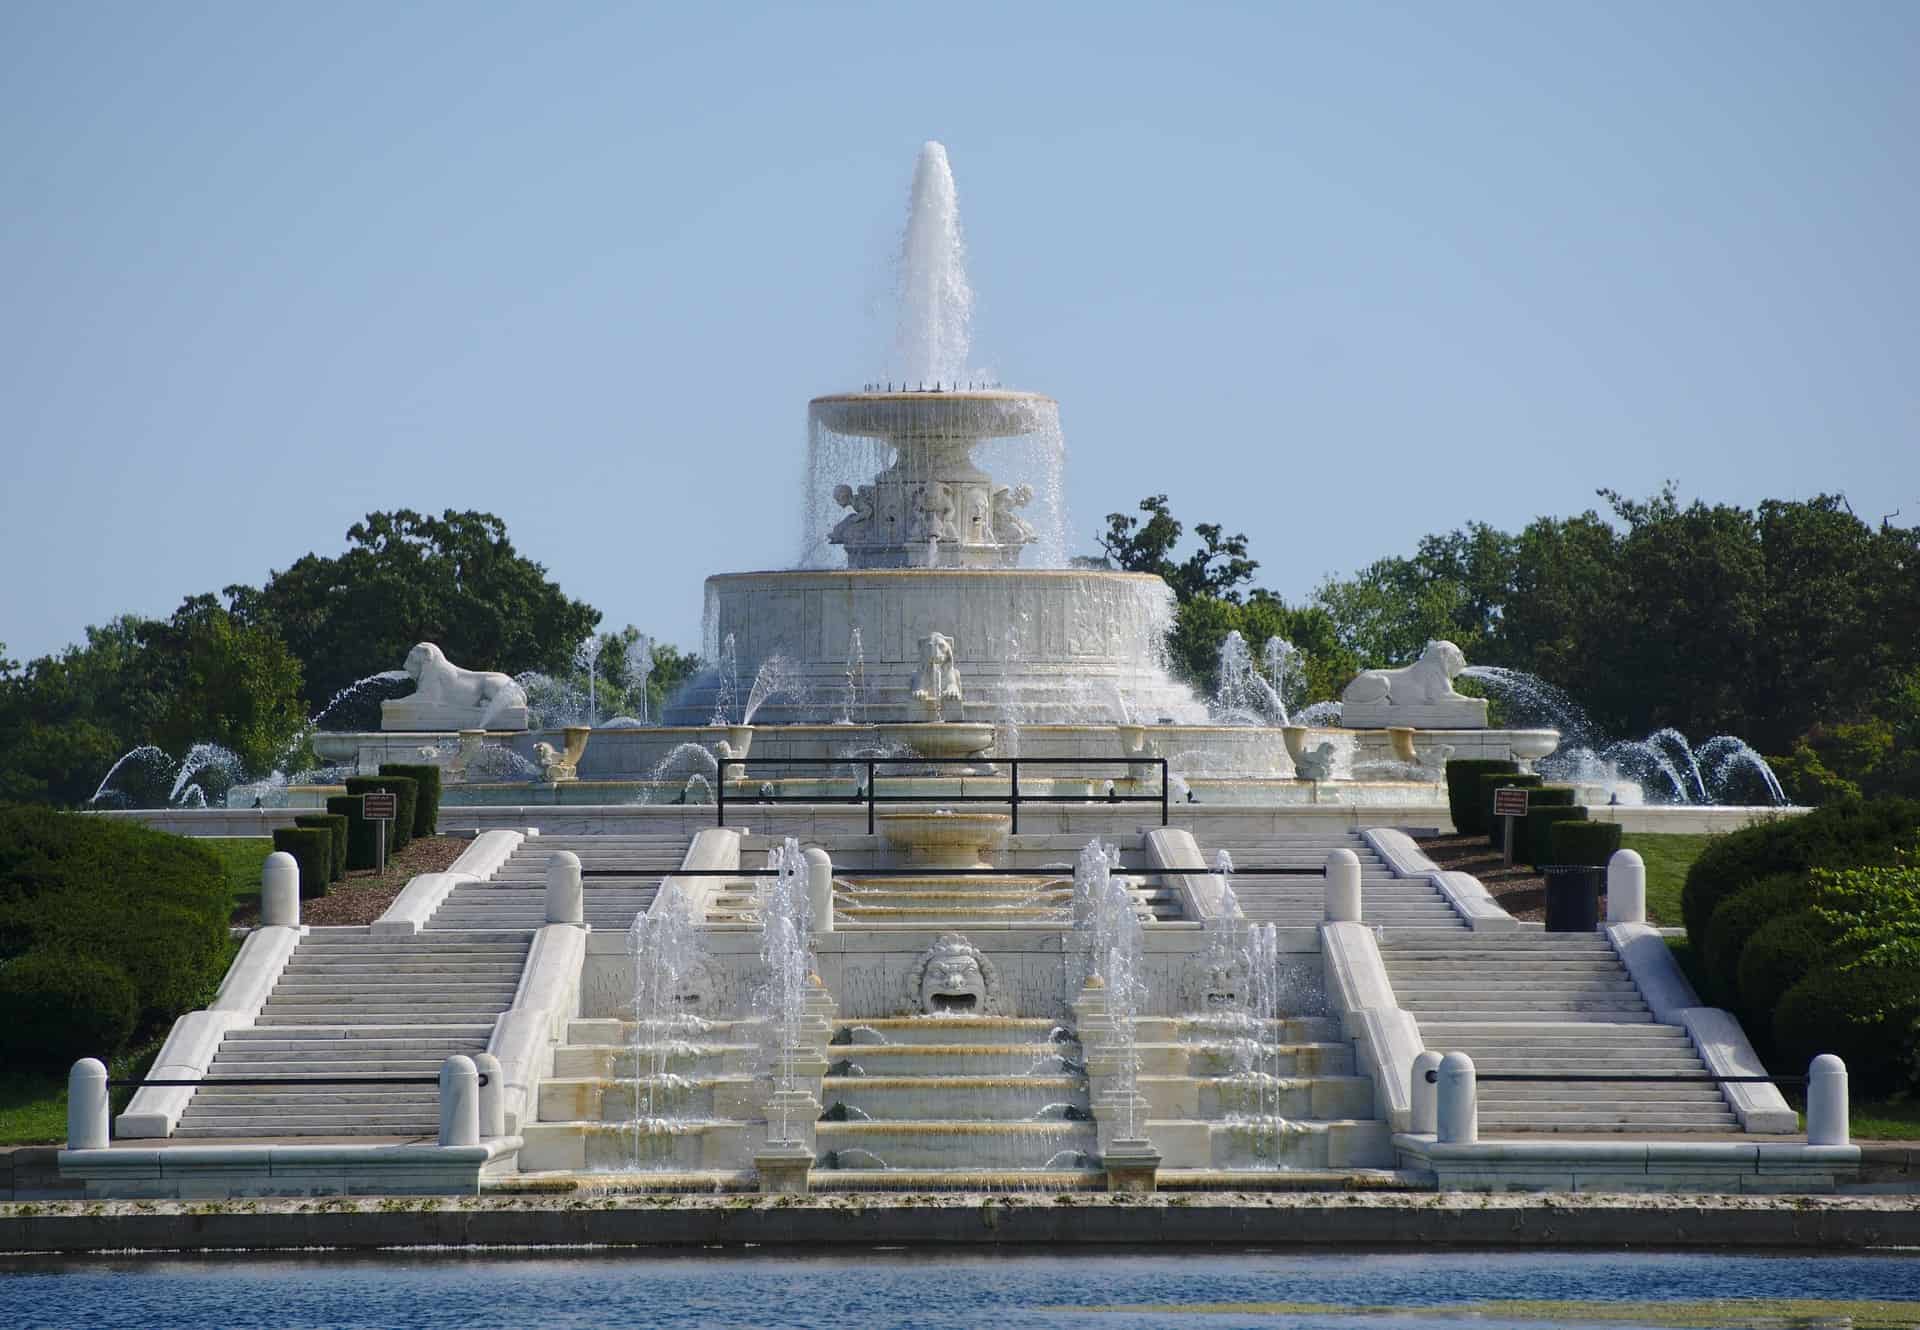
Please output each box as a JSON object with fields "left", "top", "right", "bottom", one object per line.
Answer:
{"left": 0, "top": 949, "right": 138, "bottom": 1065}
{"left": 1446, "top": 760, "right": 1517, "bottom": 836}
{"left": 379, "top": 763, "right": 442, "bottom": 837}
{"left": 1530, "top": 785, "right": 1579, "bottom": 807}
{"left": 327, "top": 795, "right": 378, "bottom": 871}
{"left": 293, "top": 813, "right": 347, "bottom": 881}
{"left": 1736, "top": 908, "right": 1841, "bottom": 1046}
{"left": 1701, "top": 874, "right": 1803, "bottom": 1007}
{"left": 273, "top": 827, "right": 333, "bottom": 900}
{"left": 1480, "top": 772, "right": 1543, "bottom": 850}
{"left": 1525, "top": 805, "right": 1588, "bottom": 868}
{"left": 0, "top": 806, "right": 230, "bottom": 1038}
{"left": 1680, "top": 796, "right": 1920, "bottom": 952}
{"left": 1550, "top": 819, "right": 1623, "bottom": 867}
{"left": 1773, "top": 961, "right": 1920, "bottom": 1096}
{"left": 343, "top": 775, "right": 418, "bottom": 854}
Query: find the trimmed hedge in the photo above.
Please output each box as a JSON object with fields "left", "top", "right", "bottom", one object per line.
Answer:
{"left": 1524, "top": 805, "right": 1588, "bottom": 868}
{"left": 273, "top": 827, "right": 333, "bottom": 900}
{"left": 1480, "top": 772, "right": 1544, "bottom": 850}
{"left": 327, "top": 795, "right": 379, "bottom": 871}
{"left": 343, "top": 775, "right": 418, "bottom": 854}
{"left": 379, "top": 763, "right": 442, "bottom": 837}
{"left": 0, "top": 950, "right": 137, "bottom": 1065}
{"left": 1529, "top": 785, "right": 1579, "bottom": 807}
{"left": 1701, "top": 874, "right": 1802, "bottom": 1007}
{"left": 1446, "top": 760, "right": 1517, "bottom": 836}
{"left": 1550, "top": 819, "right": 1623, "bottom": 868}
{"left": 1736, "top": 908, "right": 1839, "bottom": 1047}
{"left": 1773, "top": 961, "right": 1920, "bottom": 1096}
{"left": 294, "top": 813, "right": 347, "bottom": 881}
{"left": 1680, "top": 795, "right": 1920, "bottom": 952}
{"left": 0, "top": 805, "right": 231, "bottom": 1062}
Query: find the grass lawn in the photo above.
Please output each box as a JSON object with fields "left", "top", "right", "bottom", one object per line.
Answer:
{"left": 1619, "top": 831, "right": 1715, "bottom": 926}
{"left": 0, "top": 1042, "right": 162, "bottom": 1146}
{"left": 197, "top": 835, "right": 274, "bottom": 916}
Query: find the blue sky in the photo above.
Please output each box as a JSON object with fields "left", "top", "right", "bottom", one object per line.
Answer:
{"left": 3, "top": 2, "right": 1915, "bottom": 664}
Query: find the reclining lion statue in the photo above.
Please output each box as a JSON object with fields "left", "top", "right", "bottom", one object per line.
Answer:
{"left": 1341, "top": 639, "right": 1471, "bottom": 708}
{"left": 397, "top": 642, "right": 529, "bottom": 730}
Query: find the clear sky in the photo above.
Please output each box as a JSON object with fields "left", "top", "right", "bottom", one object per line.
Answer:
{"left": 3, "top": 2, "right": 1916, "bottom": 665}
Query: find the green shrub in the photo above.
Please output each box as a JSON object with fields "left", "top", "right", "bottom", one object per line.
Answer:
{"left": 1680, "top": 796, "right": 1920, "bottom": 952}
{"left": 1447, "top": 760, "right": 1517, "bottom": 836}
{"left": 327, "top": 795, "right": 378, "bottom": 871}
{"left": 1773, "top": 961, "right": 1920, "bottom": 1096}
{"left": 0, "top": 806, "right": 231, "bottom": 1033}
{"left": 1701, "top": 874, "right": 1803, "bottom": 1007}
{"left": 293, "top": 813, "right": 347, "bottom": 881}
{"left": 1530, "top": 785, "right": 1579, "bottom": 807}
{"left": 0, "top": 949, "right": 138, "bottom": 1065}
{"left": 379, "top": 763, "right": 442, "bottom": 837}
{"left": 1550, "top": 819, "right": 1623, "bottom": 867}
{"left": 1736, "top": 908, "right": 1842, "bottom": 1047}
{"left": 1525, "top": 806, "right": 1588, "bottom": 868}
{"left": 273, "top": 827, "right": 333, "bottom": 900}
{"left": 344, "top": 775, "right": 417, "bottom": 852}
{"left": 1480, "top": 772, "right": 1543, "bottom": 850}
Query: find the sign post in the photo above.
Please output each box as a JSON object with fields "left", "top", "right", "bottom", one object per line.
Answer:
{"left": 1492, "top": 787, "right": 1530, "bottom": 868}
{"left": 362, "top": 792, "right": 398, "bottom": 873}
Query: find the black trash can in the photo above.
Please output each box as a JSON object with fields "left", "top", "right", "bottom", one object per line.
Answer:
{"left": 1542, "top": 864, "right": 1604, "bottom": 932}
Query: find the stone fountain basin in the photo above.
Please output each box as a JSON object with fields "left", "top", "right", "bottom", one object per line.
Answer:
{"left": 809, "top": 390, "right": 1056, "bottom": 441}
{"left": 877, "top": 811, "right": 1011, "bottom": 869}
{"left": 874, "top": 722, "right": 996, "bottom": 761}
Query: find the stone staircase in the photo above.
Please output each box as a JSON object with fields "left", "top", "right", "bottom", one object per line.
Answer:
{"left": 173, "top": 928, "right": 531, "bottom": 1139}
{"left": 427, "top": 833, "right": 687, "bottom": 931}
{"left": 1202, "top": 831, "right": 1464, "bottom": 929}
{"left": 1380, "top": 932, "right": 1740, "bottom": 1133}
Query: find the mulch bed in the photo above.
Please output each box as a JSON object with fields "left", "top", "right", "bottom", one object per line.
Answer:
{"left": 1414, "top": 833, "right": 1556, "bottom": 923}
{"left": 233, "top": 835, "right": 470, "bottom": 928}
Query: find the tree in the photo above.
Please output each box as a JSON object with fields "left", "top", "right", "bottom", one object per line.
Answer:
{"left": 1100, "top": 495, "right": 1259, "bottom": 603}
{"left": 141, "top": 597, "right": 307, "bottom": 775}
{"left": 227, "top": 510, "right": 601, "bottom": 715}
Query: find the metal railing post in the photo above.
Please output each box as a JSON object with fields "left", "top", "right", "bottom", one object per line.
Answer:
{"left": 717, "top": 763, "right": 727, "bottom": 827}
{"left": 1010, "top": 759, "right": 1020, "bottom": 835}
{"left": 866, "top": 760, "right": 876, "bottom": 836}
{"left": 1159, "top": 758, "right": 1169, "bottom": 826}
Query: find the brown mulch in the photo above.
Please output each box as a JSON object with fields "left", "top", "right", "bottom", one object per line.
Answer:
{"left": 1415, "top": 833, "right": 1553, "bottom": 922}
{"left": 233, "top": 835, "right": 470, "bottom": 928}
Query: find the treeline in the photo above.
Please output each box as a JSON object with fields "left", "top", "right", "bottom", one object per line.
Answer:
{"left": 0, "top": 510, "right": 695, "bottom": 806}
{"left": 1099, "top": 486, "right": 1920, "bottom": 801}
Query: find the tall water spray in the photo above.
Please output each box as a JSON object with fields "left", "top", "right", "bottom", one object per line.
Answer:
{"left": 894, "top": 141, "right": 973, "bottom": 387}
{"left": 756, "top": 838, "right": 813, "bottom": 1146}
{"left": 622, "top": 885, "right": 710, "bottom": 1166}
{"left": 1072, "top": 839, "right": 1147, "bottom": 1140}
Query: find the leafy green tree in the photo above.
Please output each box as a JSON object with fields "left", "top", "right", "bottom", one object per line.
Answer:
{"left": 227, "top": 510, "right": 600, "bottom": 715}
{"left": 141, "top": 597, "right": 307, "bottom": 774}
{"left": 1100, "top": 495, "right": 1259, "bottom": 603}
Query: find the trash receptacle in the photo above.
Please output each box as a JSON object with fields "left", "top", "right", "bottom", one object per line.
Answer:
{"left": 1542, "top": 864, "right": 1603, "bottom": 932}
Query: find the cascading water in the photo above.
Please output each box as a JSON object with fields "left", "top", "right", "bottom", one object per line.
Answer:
{"left": 1213, "top": 630, "right": 1288, "bottom": 726}
{"left": 741, "top": 655, "right": 805, "bottom": 726}
{"left": 708, "top": 633, "right": 739, "bottom": 726}
{"left": 622, "top": 884, "right": 711, "bottom": 1167}
{"left": 893, "top": 141, "right": 973, "bottom": 388}
{"left": 1261, "top": 637, "right": 1303, "bottom": 725}
{"left": 755, "top": 838, "right": 813, "bottom": 1147}
{"left": 1072, "top": 839, "right": 1147, "bottom": 1141}
{"left": 838, "top": 627, "right": 866, "bottom": 725}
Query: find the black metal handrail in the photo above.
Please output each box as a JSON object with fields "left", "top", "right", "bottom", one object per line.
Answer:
{"left": 110, "top": 1074, "right": 489, "bottom": 1088}
{"left": 708, "top": 755, "right": 1170, "bottom": 834}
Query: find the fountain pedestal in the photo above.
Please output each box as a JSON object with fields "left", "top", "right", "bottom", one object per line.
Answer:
{"left": 877, "top": 811, "right": 1010, "bottom": 869}
{"left": 753, "top": 1141, "right": 815, "bottom": 1195}
{"left": 1101, "top": 1138, "right": 1162, "bottom": 1194}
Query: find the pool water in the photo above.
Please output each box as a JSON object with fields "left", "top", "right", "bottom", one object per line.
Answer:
{"left": 3, "top": 1248, "right": 1916, "bottom": 1328}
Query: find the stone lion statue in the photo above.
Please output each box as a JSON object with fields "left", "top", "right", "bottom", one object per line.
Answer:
{"left": 403, "top": 642, "right": 529, "bottom": 729}
{"left": 911, "top": 631, "right": 963, "bottom": 720}
{"left": 1340, "top": 639, "right": 1470, "bottom": 708}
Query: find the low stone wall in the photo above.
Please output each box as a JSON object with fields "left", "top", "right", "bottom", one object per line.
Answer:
{"left": 3, "top": 1191, "right": 1917, "bottom": 1252}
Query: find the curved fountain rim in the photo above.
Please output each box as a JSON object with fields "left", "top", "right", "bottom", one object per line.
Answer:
{"left": 808, "top": 389, "right": 1059, "bottom": 408}
{"left": 704, "top": 568, "right": 1174, "bottom": 584}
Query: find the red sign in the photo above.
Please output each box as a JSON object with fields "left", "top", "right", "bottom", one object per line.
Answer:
{"left": 362, "top": 792, "right": 399, "bottom": 820}
{"left": 1492, "top": 787, "right": 1531, "bottom": 818}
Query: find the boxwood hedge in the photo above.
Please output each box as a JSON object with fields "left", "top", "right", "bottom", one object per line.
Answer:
{"left": 1446, "top": 759, "right": 1517, "bottom": 836}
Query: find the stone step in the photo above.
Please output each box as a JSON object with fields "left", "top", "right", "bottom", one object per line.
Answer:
{"left": 831, "top": 1018, "right": 1074, "bottom": 1048}
{"left": 822, "top": 1045, "right": 1085, "bottom": 1076}
{"left": 1403, "top": 1010, "right": 1654, "bottom": 1024}
{"left": 175, "top": 1116, "right": 437, "bottom": 1134}
{"left": 197, "top": 1058, "right": 452, "bottom": 1074}
{"left": 188, "top": 1089, "right": 442, "bottom": 1106}
{"left": 813, "top": 1121, "right": 1100, "bottom": 1171}
{"left": 257, "top": 1013, "right": 505, "bottom": 1027}
{"left": 1478, "top": 1084, "right": 1734, "bottom": 1103}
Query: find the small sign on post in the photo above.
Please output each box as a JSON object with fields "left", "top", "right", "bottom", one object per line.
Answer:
{"left": 362, "top": 792, "right": 398, "bottom": 872}
{"left": 1492, "top": 787, "right": 1530, "bottom": 867}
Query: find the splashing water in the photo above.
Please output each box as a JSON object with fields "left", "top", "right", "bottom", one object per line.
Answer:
{"left": 838, "top": 627, "right": 866, "bottom": 725}
{"left": 742, "top": 655, "right": 805, "bottom": 726}
{"left": 709, "top": 634, "right": 739, "bottom": 726}
{"left": 623, "top": 882, "right": 712, "bottom": 1167}
{"left": 755, "top": 838, "right": 813, "bottom": 1146}
{"left": 1261, "top": 637, "right": 1304, "bottom": 725}
{"left": 1072, "top": 839, "right": 1148, "bottom": 1140}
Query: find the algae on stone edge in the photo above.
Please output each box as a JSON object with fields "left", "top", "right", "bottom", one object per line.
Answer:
{"left": 1064, "top": 1298, "right": 1920, "bottom": 1327}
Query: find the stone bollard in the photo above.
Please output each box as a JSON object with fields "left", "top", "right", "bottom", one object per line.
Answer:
{"left": 67, "top": 1058, "right": 110, "bottom": 1151}
{"left": 1437, "top": 1051, "right": 1478, "bottom": 1145}
{"left": 1807, "top": 1054, "right": 1849, "bottom": 1147}
{"left": 1606, "top": 849, "right": 1646, "bottom": 925}
{"left": 261, "top": 851, "right": 301, "bottom": 928}
{"left": 474, "top": 1052, "right": 506, "bottom": 1139}
{"left": 545, "top": 850, "right": 583, "bottom": 926}
{"left": 804, "top": 847, "right": 834, "bottom": 934}
{"left": 1324, "top": 849, "right": 1362, "bottom": 923}
{"left": 1410, "top": 1050, "right": 1443, "bottom": 1135}
{"left": 439, "top": 1054, "right": 480, "bottom": 1147}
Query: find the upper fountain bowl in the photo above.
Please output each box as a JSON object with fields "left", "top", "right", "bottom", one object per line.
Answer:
{"left": 809, "top": 390, "right": 1058, "bottom": 442}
